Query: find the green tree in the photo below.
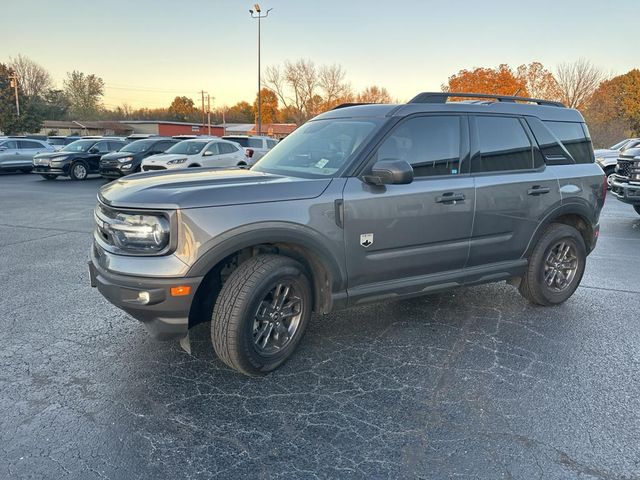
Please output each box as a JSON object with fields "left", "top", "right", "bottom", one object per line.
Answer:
{"left": 225, "top": 101, "right": 254, "bottom": 123}
{"left": 63, "top": 70, "right": 104, "bottom": 118}
{"left": 0, "top": 63, "right": 43, "bottom": 134}
{"left": 168, "top": 96, "right": 198, "bottom": 122}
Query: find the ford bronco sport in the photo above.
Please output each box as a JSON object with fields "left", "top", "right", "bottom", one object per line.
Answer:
{"left": 89, "top": 92, "right": 606, "bottom": 376}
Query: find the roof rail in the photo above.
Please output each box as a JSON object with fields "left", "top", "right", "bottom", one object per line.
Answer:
{"left": 409, "top": 92, "right": 565, "bottom": 108}
{"left": 332, "top": 102, "right": 373, "bottom": 110}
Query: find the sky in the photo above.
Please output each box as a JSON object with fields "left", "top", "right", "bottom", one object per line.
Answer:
{"left": 1, "top": 0, "right": 638, "bottom": 111}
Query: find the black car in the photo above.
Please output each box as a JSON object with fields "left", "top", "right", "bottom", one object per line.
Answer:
{"left": 32, "top": 138, "right": 126, "bottom": 180}
{"left": 99, "top": 137, "right": 179, "bottom": 179}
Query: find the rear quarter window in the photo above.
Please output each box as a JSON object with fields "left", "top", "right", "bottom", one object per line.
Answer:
{"left": 543, "top": 121, "right": 594, "bottom": 164}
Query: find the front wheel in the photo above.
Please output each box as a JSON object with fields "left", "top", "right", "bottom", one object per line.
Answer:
{"left": 519, "top": 223, "right": 586, "bottom": 306}
{"left": 211, "top": 254, "right": 313, "bottom": 376}
{"left": 70, "top": 161, "right": 88, "bottom": 180}
{"left": 634, "top": 205, "right": 640, "bottom": 216}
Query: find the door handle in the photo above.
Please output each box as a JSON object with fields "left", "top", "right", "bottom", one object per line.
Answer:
{"left": 436, "top": 192, "right": 466, "bottom": 204}
{"left": 527, "top": 186, "right": 551, "bottom": 196}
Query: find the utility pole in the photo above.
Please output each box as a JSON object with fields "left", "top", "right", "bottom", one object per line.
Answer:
{"left": 249, "top": 4, "right": 272, "bottom": 136}
{"left": 207, "top": 94, "right": 211, "bottom": 136}
{"left": 9, "top": 72, "right": 20, "bottom": 116}
{"left": 200, "top": 90, "right": 206, "bottom": 127}
{"left": 222, "top": 106, "right": 227, "bottom": 136}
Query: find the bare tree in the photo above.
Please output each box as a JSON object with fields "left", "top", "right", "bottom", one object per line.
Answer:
{"left": 356, "top": 85, "right": 393, "bottom": 103}
{"left": 264, "top": 59, "right": 353, "bottom": 124}
{"left": 555, "top": 58, "right": 606, "bottom": 109}
{"left": 9, "top": 54, "right": 53, "bottom": 98}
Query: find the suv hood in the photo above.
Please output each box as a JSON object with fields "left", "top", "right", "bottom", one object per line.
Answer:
{"left": 35, "top": 151, "right": 75, "bottom": 159}
{"left": 98, "top": 168, "right": 332, "bottom": 209}
{"left": 101, "top": 151, "right": 135, "bottom": 161}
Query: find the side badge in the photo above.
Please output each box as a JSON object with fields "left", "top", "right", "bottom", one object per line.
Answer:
{"left": 360, "top": 233, "right": 374, "bottom": 248}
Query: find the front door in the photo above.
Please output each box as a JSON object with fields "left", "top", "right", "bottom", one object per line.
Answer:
{"left": 343, "top": 114, "right": 475, "bottom": 302}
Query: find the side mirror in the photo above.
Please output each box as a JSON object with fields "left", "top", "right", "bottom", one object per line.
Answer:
{"left": 363, "top": 159, "right": 414, "bottom": 185}
{"left": 0, "top": 146, "right": 6, "bottom": 152}
{"left": 203, "top": 150, "right": 213, "bottom": 157}
{"left": 89, "top": 147, "right": 99, "bottom": 154}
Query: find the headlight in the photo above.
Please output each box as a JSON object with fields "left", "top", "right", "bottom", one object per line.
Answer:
{"left": 108, "top": 213, "right": 170, "bottom": 253}
{"left": 117, "top": 156, "right": 134, "bottom": 163}
{"left": 167, "top": 158, "right": 187, "bottom": 165}
{"left": 51, "top": 156, "right": 68, "bottom": 164}
{"left": 595, "top": 157, "right": 604, "bottom": 163}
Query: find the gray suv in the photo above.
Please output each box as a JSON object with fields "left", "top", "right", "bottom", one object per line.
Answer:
{"left": 0, "top": 137, "right": 54, "bottom": 172}
{"left": 89, "top": 92, "right": 606, "bottom": 376}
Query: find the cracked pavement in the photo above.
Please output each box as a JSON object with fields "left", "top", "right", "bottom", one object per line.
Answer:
{"left": 1, "top": 173, "right": 639, "bottom": 479}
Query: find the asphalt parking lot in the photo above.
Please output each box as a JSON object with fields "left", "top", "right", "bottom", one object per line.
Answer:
{"left": 1, "top": 172, "right": 639, "bottom": 479}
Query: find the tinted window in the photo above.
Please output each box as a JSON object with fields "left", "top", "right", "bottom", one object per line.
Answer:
{"left": 543, "top": 121, "right": 593, "bottom": 164}
{"left": 376, "top": 116, "right": 462, "bottom": 177}
{"left": 248, "top": 138, "right": 263, "bottom": 148}
{"left": 219, "top": 143, "right": 237, "bottom": 154}
{"left": 156, "top": 141, "right": 176, "bottom": 152}
{"left": 48, "top": 138, "right": 66, "bottom": 146}
{"left": 1, "top": 140, "right": 18, "bottom": 149}
{"left": 267, "top": 139, "right": 278, "bottom": 148}
{"left": 223, "top": 137, "right": 249, "bottom": 147}
{"left": 108, "top": 142, "right": 124, "bottom": 151}
{"left": 165, "top": 141, "right": 207, "bottom": 155}
{"left": 19, "top": 140, "right": 43, "bottom": 149}
{"left": 475, "top": 116, "right": 533, "bottom": 172}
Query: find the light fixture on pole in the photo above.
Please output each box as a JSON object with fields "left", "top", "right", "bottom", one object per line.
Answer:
{"left": 249, "top": 4, "right": 272, "bottom": 136}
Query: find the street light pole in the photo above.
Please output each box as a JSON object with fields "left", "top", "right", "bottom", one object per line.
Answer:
{"left": 249, "top": 4, "right": 272, "bottom": 136}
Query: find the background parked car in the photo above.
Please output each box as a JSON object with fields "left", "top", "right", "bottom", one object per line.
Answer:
{"left": 0, "top": 137, "right": 54, "bottom": 173}
{"left": 141, "top": 138, "right": 246, "bottom": 171}
{"left": 100, "top": 137, "right": 179, "bottom": 178}
{"left": 595, "top": 138, "right": 640, "bottom": 177}
{"left": 47, "top": 136, "right": 80, "bottom": 151}
{"left": 222, "top": 135, "right": 278, "bottom": 164}
{"left": 32, "top": 138, "right": 126, "bottom": 180}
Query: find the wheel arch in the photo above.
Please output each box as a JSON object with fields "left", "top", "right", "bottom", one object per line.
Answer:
{"left": 523, "top": 202, "right": 597, "bottom": 258}
{"left": 187, "top": 224, "right": 347, "bottom": 328}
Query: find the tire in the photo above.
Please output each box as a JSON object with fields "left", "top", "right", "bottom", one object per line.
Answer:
{"left": 70, "top": 161, "right": 89, "bottom": 180}
{"left": 519, "top": 224, "right": 586, "bottom": 306}
{"left": 211, "top": 254, "right": 313, "bottom": 376}
{"left": 634, "top": 205, "right": 640, "bottom": 216}
{"left": 40, "top": 174, "right": 57, "bottom": 180}
{"left": 187, "top": 164, "right": 200, "bottom": 168}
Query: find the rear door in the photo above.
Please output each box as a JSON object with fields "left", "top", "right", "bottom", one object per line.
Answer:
{"left": 0, "top": 140, "right": 20, "bottom": 168}
{"left": 466, "top": 115, "right": 560, "bottom": 268}
{"left": 19, "top": 140, "right": 47, "bottom": 164}
{"left": 87, "top": 141, "right": 111, "bottom": 172}
{"left": 343, "top": 114, "right": 475, "bottom": 301}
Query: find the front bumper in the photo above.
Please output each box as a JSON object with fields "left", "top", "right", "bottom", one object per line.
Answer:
{"left": 89, "top": 248, "right": 203, "bottom": 340}
{"left": 32, "top": 164, "right": 69, "bottom": 175}
{"left": 610, "top": 175, "right": 640, "bottom": 205}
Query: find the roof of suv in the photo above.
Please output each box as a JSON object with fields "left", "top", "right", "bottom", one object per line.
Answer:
{"left": 315, "top": 92, "right": 584, "bottom": 123}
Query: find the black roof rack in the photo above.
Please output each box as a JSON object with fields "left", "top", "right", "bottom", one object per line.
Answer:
{"left": 332, "top": 102, "right": 373, "bottom": 110}
{"left": 409, "top": 92, "right": 565, "bottom": 108}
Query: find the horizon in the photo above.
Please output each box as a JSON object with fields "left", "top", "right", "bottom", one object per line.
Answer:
{"left": 1, "top": 0, "right": 638, "bottom": 110}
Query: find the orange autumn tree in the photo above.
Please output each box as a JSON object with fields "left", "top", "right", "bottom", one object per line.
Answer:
{"left": 516, "top": 62, "right": 561, "bottom": 101}
{"left": 443, "top": 64, "right": 528, "bottom": 98}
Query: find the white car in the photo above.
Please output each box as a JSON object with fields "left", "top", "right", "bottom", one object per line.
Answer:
{"left": 140, "top": 138, "right": 247, "bottom": 172}
{"left": 222, "top": 135, "right": 278, "bottom": 164}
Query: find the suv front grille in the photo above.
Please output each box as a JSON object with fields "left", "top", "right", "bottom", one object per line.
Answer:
{"left": 94, "top": 203, "right": 117, "bottom": 247}
{"left": 143, "top": 165, "right": 166, "bottom": 171}
{"left": 617, "top": 160, "right": 632, "bottom": 178}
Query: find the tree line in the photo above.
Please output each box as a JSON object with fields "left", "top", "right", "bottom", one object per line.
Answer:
{"left": 1, "top": 54, "right": 638, "bottom": 147}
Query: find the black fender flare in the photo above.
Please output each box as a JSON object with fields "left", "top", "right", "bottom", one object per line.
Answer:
{"left": 186, "top": 221, "right": 347, "bottom": 296}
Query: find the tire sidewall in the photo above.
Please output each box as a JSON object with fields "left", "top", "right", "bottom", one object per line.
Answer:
{"left": 237, "top": 263, "right": 312, "bottom": 374}
{"left": 70, "top": 161, "right": 88, "bottom": 180}
{"left": 533, "top": 227, "right": 586, "bottom": 304}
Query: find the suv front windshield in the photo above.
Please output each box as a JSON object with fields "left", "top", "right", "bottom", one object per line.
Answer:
{"left": 165, "top": 141, "right": 207, "bottom": 155}
{"left": 120, "top": 139, "right": 153, "bottom": 154}
{"left": 252, "top": 118, "right": 382, "bottom": 178}
{"left": 62, "top": 140, "right": 96, "bottom": 152}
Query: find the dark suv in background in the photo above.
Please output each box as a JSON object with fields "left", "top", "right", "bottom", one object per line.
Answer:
{"left": 99, "top": 137, "right": 179, "bottom": 179}
{"left": 610, "top": 146, "right": 640, "bottom": 215}
{"left": 33, "top": 138, "right": 126, "bottom": 180}
{"left": 90, "top": 92, "right": 605, "bottom": 376}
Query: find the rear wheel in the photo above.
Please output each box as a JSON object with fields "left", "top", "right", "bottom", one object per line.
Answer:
{"left": 70, "top": 161, "right": 88, "bottom": 180}
{"left": 634, "top": 205, "right": 640, "bottom": 216}
{"left": 40, "top": 174, "right": 57, "bottom": 180}
{"left": 211, "top": 254, "right": 312, "bottom": 376}
{"left": 519, "top": 223, "right": 586, "bottom": 306}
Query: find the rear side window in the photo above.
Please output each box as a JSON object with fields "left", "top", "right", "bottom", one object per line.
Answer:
{"left": 248, "top": 138, "right": 263, "bottom": 148}
{"left": 375, "top": 115, "right": 463, "bottom": 177}
{"left": 474, "top": 116, "right": 533, "bottom": 172}
{"left": 543, "top": 121, "right": 593, "bottom": 164}
{"left": 19, "top": 140, "right": 44, "bottom": 149}
{"left": 224, "top": 137, "right": 249, "bottom": 147}
{"left": 219, "top": 143, "right": 237, "bottom": 154}
{"left": 267, "top": 139, "right": 278, "bottom": 148}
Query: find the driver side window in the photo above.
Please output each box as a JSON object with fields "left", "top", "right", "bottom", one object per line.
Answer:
{"left": 93, "top": 141, "right": 109, "bottom": 153}
{"left": 375, "top": 116, "right": 463, "bottom": 177}
{"left": 205, "top": 144, "right": 220, "bottom": 155}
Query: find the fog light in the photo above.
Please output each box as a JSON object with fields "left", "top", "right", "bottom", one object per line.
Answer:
{"left": 137, "top": 291, "right": 150, "bottom": 304}
{"left": 170, "top": 286, "right": 191, "bottom": 297}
